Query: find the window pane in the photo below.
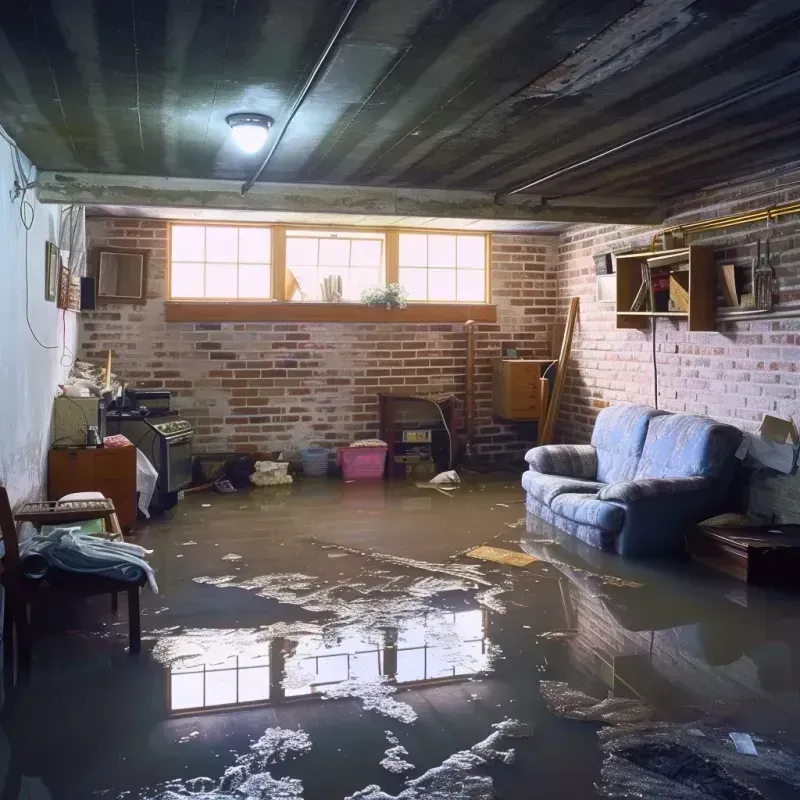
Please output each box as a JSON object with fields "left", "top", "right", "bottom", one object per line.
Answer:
{"left": 206, "top": 263, "right": 238, "bottom": 298}
{"left": 457, "top": 270, "right": 485, "bottom": 302}
{"left": 238, "top": 667, "right": 270, "bottom": 702}
{"left": 319, "top": 238, "right": 350, "bottom": 266}
{"left": 399, "top": 267, "right": 427, "bottom": 301}
{"left": 399, "top": 234, "right": 427, "bottom": 267}
{"left": 396, "top": 649, "right": 425, "bottom": 683}
{"left": 287, "top": 237, "right": 318, "bottom": 266}
{"left": 172, "top": 226, "right": 204, "bottom": 261}
{"left": 239, "top": 228, "right": 271, "bottom": 263}
{"left": 239, "top": 264, "right": 271, "bottom": 298}
{"left": 206, "top": 227, "right": 238, "bottom": 262}
{"left": 205, "top": 670, "right": 237, "bottom": 707}
{"left": 349, "top": 268, "right": 381, "bottom": 301}
{"left": 428, "top": 269, "right": 456, "bottom": 301}
{"left": 351, "top": 239, "right": 382, "bottom": 267}
{"left": 170, "top": 673, "right": 204, "bottom": 710}
{"left": 171, "top": 262, "right": 204, "bottom": 297}
{"left": 291, "top": 266, "right": 319, "bottom": 300}
{"left": 457, "top": 236, "right": 485, "bottom": 268}
{"left": 428, "top": 235, "right": 456, "bottom": 268}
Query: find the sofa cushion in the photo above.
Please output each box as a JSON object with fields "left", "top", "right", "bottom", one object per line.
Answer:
{"left": 591, "top": 405, "right": 665, "bottom": 483}
{"left": 524, "top": 444, "right": 597, "bottom": 479}
{"left": 549, "top": 492, "right": 625, "bottom": 533}
{"left": 525, "top": 496, "right": 611, "bottom": 551}
{"left": 634, "top": 413, "right": 743, "bottom": 480}
{"left": 522, "top": 470, "right": 605, "bottom": 506}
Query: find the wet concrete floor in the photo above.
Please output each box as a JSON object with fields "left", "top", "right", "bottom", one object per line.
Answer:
{"left": 2, "top": 475, "right": 800, "bottom": 799}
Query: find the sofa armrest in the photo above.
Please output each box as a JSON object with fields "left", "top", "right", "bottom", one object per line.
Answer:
{"left": 525, "top": 445, "right": 597, "bottom": 479}
{"left": 597, "top": 476, "right": 710, "bottom": 503}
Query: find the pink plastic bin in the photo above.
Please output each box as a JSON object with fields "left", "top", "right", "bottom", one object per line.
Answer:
{"left": 337, "top": 446, "right": 387, "bottom": 480}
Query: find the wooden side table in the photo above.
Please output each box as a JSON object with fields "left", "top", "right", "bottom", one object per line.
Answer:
{"left": 688, "top": 524, "right": 800, "bottom": 586}
{"left": 48, "top": 446, "right": 137, "bottom": 531}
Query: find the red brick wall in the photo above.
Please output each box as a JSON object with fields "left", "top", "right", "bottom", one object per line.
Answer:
{"left": 555, "top": 171, "right": 800, "bottom": 518}
{"left": 79, "top": 219, "right": 557, "bottom": 457}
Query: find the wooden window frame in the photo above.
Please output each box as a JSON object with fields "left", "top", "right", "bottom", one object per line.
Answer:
{"left": 166, "top": 222, "right": 495, "bottom": 323}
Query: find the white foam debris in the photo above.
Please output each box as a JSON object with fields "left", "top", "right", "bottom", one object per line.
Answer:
{"left": 245, "top": 728, "right": 312, "bottom": 767}
{"left": 537, "top": 630, "right": 578, "bottom": 640}
{"left": 385, "top": 731, "right": 400, "bottom": 745}
{"left": 381, "top": 745, "right": 414, "bottom": 774}
{"left": 221, "top": 553, "right": 243, "bottom": 562}
{"left": 320, "top": 677, "right": 418, "bottom": 724}
{"left": 345, "top": 718, "right": 532, "bottom": 800}
{"left": 179, "top": 540, "right": 197, "bottom": 546}
{"left": 540, "top": 681, "right": 653, "bottom": 725}
{"left": 475, "top": 585, "right": 508, "bottom": 614}
{"left": 139, "top": 727, "right": 311, "bottom": 799}
{"left": 318, "top": 544, "right": 492, "bottom": 586}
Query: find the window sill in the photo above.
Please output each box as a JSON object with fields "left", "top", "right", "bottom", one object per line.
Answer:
{"left": 164, "top": 301, "right": 497, "bottom": 324}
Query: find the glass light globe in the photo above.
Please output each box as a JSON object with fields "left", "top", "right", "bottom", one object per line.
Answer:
{"left": 231, "top": 123, "right": 269, "bottom": 154}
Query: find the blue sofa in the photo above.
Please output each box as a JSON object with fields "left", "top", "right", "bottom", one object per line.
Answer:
{"left": 522, "top": 405, "right": 742, "bottom": 557}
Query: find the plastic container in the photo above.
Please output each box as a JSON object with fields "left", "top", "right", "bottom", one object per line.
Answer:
{"left": 337, "top": 446, "right": 387, "bottom": 480}
{"left": 300, "top": 447, "right": 332, "bottom": 477}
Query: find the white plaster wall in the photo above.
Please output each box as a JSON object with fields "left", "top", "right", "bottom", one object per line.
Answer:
{"left": 0, "top": 131, "right": 76, "bottom": 506}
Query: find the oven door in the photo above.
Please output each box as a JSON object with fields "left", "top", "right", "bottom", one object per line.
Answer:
{"left": 161, "top": 434, "right": 193, "bottom": 493}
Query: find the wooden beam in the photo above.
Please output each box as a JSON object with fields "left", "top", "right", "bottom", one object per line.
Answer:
{"left": 164, "top": 301, "right": 498, "bottom": 324}
{"left": 37, "top": 172, "right": 663, "bottom": 225}
{"left": 537, "top": 377, "right": 550, "bottom": 446}
{"left": 539, "top": 297, "right": 579, "bottom": 445}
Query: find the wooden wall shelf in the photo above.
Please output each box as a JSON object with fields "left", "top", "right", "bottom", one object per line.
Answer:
{"left": 165, "top": 301, "right": 497, "bottom": 324}
{"left": 615, "top": 245, "right": 716, "bottom": 331}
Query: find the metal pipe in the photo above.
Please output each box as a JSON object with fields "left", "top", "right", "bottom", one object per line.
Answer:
{"left": 652, "top": 202, "right": 800, "bottom": 249}
{"left": 717, "top": 307, "right": 800, "bottom": 322}
{"left": 496, "top": 66, "right": 800, "bottom": 200}
{"left": 241, "top": 0, "right": 361, "bottom": 194}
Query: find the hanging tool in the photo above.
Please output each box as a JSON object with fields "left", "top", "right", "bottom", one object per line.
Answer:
{"left": 755, "top": 214, "right": 775, "bottom": 311}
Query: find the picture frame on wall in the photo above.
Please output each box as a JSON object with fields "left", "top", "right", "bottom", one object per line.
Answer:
{"left": 45, "top": 241, "right": 59, "bottom": 301}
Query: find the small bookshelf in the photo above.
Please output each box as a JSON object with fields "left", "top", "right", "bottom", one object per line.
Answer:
{"left": 615, "top": 245, "right": 716, "bottom": 331}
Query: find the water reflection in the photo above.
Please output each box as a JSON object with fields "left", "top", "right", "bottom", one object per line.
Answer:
{"left": 168, "top": 607, "right": 490, "bottom": 713}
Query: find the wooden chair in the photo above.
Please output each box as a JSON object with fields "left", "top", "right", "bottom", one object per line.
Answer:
{"left": 0, "top": 486, "right": 144, "bottom": 671}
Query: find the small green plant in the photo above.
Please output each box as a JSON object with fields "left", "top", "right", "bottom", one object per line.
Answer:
{"left": 361, "top": 283, "right": 409, "bottom": 309}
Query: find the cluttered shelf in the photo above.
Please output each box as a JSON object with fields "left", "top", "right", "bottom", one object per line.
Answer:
{"left": 615, "top": 245, "right": 716, "bottom": 331}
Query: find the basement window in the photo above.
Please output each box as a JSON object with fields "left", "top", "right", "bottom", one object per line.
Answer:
{"left": 170, "top": 224, "right": 272, "bottom": 299}
{"left": 285, "top": 229, "right": 385, "bottom": 302}
{"left": 166, "top": 223, "right": 495, "bottom": 323}
{"left": 398, "top": 232, "right": 488, "bottom": 302}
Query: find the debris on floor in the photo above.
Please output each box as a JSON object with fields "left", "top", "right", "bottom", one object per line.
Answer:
{"left": 141, "top": 726, "right": 311, "bottom": 799}
{"left": 466, "top": 545, "right": 538, "bottom": 568}
{"left": 381, "top": 744, "right": 415, "bottom": 774}
{"left": 537, "top": 630, "right": 578, "bottom": 640}
{"left": 540, "top": 681, "right": 653, "bottom": 725}
{"left": 318, "top": 676, "right": 418, "bottom": 724}
{"left": 345, "top": 719, "right": 532, "bottom": 800}
{"left": 316, "top": 543, "right": 492, "bottom": 586}
{"left": 599, "top": 723, "right": 800, "bottom": 796}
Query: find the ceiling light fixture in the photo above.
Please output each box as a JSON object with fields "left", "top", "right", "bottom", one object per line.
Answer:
{"left": 226, "top": 113, "right": 273, "bottom": 154}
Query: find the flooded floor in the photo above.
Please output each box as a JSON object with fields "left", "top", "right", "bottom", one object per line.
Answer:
{"left": 3, "top": 475, "right": 800, "bottom": 799}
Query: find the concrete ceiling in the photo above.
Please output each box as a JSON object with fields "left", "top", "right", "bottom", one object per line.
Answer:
{"left": 2, "top": 0, "right": 800, "bottom": 210}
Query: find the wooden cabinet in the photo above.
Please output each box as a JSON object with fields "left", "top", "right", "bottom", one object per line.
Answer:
{"left": 48, "top": 446, "right": 137, "bottom": 531}
{"left": 615, "top": 245, "right": 716, "bottom": 331}
{"left": 492, "top": 359, "right": 553, "bottom": 421}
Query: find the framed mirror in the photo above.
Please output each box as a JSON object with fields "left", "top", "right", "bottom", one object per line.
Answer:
{"left": 93, "top": 247, "right": 148, "bottom": 304}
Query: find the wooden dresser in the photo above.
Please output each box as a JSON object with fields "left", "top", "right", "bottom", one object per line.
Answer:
{"left": 48, "top": 445, "right": 137, "bottom": 531}
{"left": 492, "top": 359, "right": 553, "bottom": 421}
